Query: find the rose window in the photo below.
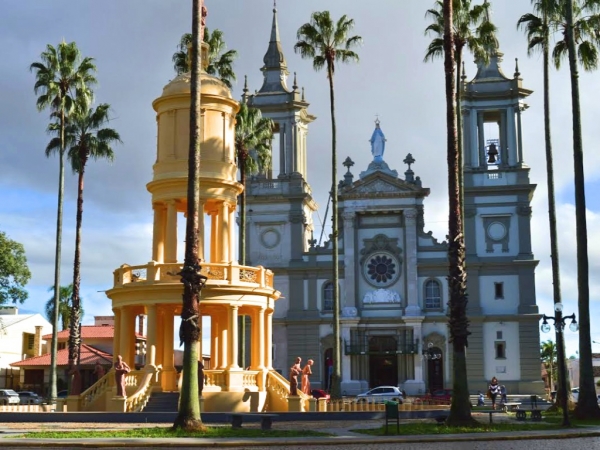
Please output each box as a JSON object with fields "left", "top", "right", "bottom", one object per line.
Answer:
{"left": 367, "top": 254, "right": 396, "bottom": 283}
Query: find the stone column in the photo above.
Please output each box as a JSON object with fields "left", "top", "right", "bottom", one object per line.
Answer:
{"left": 265, "top": 310, "right": 273, "bottom": 369}
{"left": 507, "top": 106, "right": 517, "bottom": 166}
{"left": 254, "top": 307, "right": 266, "bottom": 369}
{"left": 152, "top": 202, "right": 166, "bottom": 262}
{"left": 279, "top": 122, "right": 286, "bottom": 176}
{"left": 165, "top": 200, "right": 178, "bottom": 263}
{"left": 198, "top": 200, "right": 205, "bottom": 261}
{"left": 219, "top": 202, "right": 230, "bottom": 263}
{"left": 113, "top": 307, "right": 121, "bottom": 364}
{"left": 161, "top": 307, "right": 176, "bottom": 390}
{"left": 229, "top": 204, "right": 236, "bottom": 263}
{"left": 210, "top": 210, "right": 219, "bottom": 263}
{"left": 342, "top": 211, "right": 356, "bottom": 308}
{"left": 146, "top": 304, "right": 158, "bottom": 368}
{"left": 228, "top": 305, "right": 239, "bottom": 369}
{"left": 477, "top": 112, "right": 485, "bottom": 167}
{"left": 120, "top": 307, "right": 133, "bottom": 364}
{"left": 210, "top": 314, "right": 219, "bottom": 369}
{"left": 155, "top": 308, "right": 165, "bottom": 374}
{"left": 517, "top": 105, "right": 524, "bottom": 164}
{"left": 404, "top": 209, "right": 421, "bottom": 315}
{"left": 219, "top": 308, "right": 228, "bottom": 369}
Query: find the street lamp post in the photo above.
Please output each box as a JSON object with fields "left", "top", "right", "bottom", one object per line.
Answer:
{"left": 540, "top": 302, "right": 579, "bottom": 427}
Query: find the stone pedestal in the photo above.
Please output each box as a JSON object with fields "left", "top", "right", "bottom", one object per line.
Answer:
{"left": 287, "top": 396, "right": 303, "bottom": 412}
{"left": 307, "top": 398, "right": 317, "bottom": 412}
{"left": 109, "top": 396, "right": 127, "bottom": 412}
{"left": 65, "top": 396, "right": 80, "bottom": 412}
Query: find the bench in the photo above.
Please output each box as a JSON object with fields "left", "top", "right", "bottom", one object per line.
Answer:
{"left": 515, "top": 409, "right": 542, "bottom": 422}
{"left": 501, "top": 402, "right": 521, "bottom": 412}
{"left": 478, "top": 409, "right": 503, "bottom": 423}
{"left": 230, "top": 413, "right": 279, "bottom": 430}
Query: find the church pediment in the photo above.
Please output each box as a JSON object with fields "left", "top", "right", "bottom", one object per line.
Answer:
{"left": 342, "top": 173, "right": 428, "bottom": 199}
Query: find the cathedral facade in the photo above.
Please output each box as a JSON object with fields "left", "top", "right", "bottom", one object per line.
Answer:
{"left": 244, "top": 8, "right": 542, "bottom": 396}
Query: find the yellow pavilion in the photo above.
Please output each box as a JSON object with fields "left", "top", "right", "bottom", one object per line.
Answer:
{"left": 62, "top": 42, "right": 306, "bottom": 413}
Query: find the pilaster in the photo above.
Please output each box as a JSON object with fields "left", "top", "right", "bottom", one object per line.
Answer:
{"left": 404, "top": 209, "right": 421, "bottom": 315}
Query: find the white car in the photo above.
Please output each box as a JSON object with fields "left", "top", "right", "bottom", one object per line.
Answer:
{"left": 571, "top": 387, "right": 579, "bottom": 402}
{"left": 356, "top": 386, "right": 404, "bottom": 404}
{"left": 0, "top": 389, "right": 20, "bottom": 405}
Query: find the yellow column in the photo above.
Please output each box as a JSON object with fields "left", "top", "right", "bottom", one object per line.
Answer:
{"left": 210, "top": 314, "right": 219, "bottom": 369}
{"left": 165, "top": 200, "right": 178, "bottom": 263}
{"left": 152, "top": 203, "right": 166, "bottom": 262}
{"left": 229, "top": 204, "right": 236, "bottom": 263}
{"left": 199, "top": 200, "right": 205, "bottom": 262}
{"left": 112, "top": 307, "right": 121, "bottom": 363}
{"left": 265, "top": 310, "right": 273, "bottom": 369}
{"left": 228, "top": 305, "right": 239, "bottom": 369}
{"left": 162, "top": 307, "right": 176, "bottom": 390}
{"left": 219, "top": 308, "right": 228, "bottom": 369}
{"left": 146, "top": 304, "right": 157, "bottom": 367}
{"left": 257, "top": 307, "right": 265, "bottom": 369}
{"left": 219, "top": 202, "right": 230, "bottom": 263}
{"left": 120, "top": 307, "right": 133, "bottom": 366}
{"left": 210, "top": 210, "right": 219, "bottom": 263}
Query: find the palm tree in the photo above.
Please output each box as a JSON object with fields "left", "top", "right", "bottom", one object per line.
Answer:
{"left": 517, "top": 0, "right": 572, "bottom": 422}
{"left": 173, "top": 0, "right": 204, "bottom": 432}
{"left": 30, "top": 41, "right": 96, "bottom": 403}
{"left": 557, "top": 0, "right": 600, "bottom": 419}
{"left": 44, "top": 284, "right": 85, "bottom": 330}
{"left": 51, "top": 97, "right": 120, "bottom": 393}
{"left": 295, "top": 11, "right": 361, "bottom": 400}
{"left": 440, "top": 0, "right": 475, "bottom": 427}
{"left": 540, "top": 339, "right": 557, "bottom": 394}
{"left": 235, "top": 101, "right": 273, "bottom": 266}
{"left": 424, "top": 0, "right": 497, "bottom": 224}
{"left": 172, "top": 28, "right": 238, "bottom": 88}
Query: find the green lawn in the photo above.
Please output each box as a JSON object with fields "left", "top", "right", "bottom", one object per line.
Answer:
{"left": 353, "top": 422, "right": 558, "bottom": 436}
{"left": 17, "top": 427, "right": 332, "bottom": 439}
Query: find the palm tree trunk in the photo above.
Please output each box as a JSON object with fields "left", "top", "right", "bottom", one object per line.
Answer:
{"left": 455, "top": 50, "right": 464, "bottom": 231}
{"left": 541, "top": 24, "right": 570, "bottom": 423}
{"left": 173, "top": 0, "right": 204, "bottom": 431}
{"left": 565, "top": 0, "right": 600, "bottom": 419}
{"left": 48, "top": 109, "right": 66, "bottom": 404}
{"left": 443, "top": 0, "right": 474, "bottom": 426}
{"left": 68, "top": 162, "right": 85, "bottom": 395}
{"left": 327, "top": 61, "right": 341, "bottom": 401}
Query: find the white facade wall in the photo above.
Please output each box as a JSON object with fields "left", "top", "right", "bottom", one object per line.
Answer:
{"left": 483, "top": 321, "right": 521, "bottom": 381}
{"left": 479, "top": 275, "right": 520, "bottom": 315}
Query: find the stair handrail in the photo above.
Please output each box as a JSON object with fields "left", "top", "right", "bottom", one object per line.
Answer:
{"left": 126, "top": 365, "right": 161, "bottom": 412}
{"left": 265, "top": 369, "right": 308, "bottom": 411}
{"left": 79, "top": 369, "right": 114, "bottom": 410}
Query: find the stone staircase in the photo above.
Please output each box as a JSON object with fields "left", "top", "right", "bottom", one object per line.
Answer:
{"left": 142, "top": 392, "right": 179, "bottom": 412}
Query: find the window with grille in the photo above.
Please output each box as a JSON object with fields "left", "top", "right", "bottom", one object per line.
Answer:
{"left": 424, "top": 279, "right": 442, "bottom": 309}
{"left": 323, "top": 282, "right": 334, "bottom": 312}
{"left": 27, "top": 334, "right": 34, "bottom": 350}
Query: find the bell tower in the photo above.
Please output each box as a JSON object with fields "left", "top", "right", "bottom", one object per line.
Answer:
{"left": 460, "top": 49, "right": 540, "bottom": 389}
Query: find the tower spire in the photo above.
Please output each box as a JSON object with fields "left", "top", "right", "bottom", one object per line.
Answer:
{"left": 258, "top": 3, "right": 290, "bottom": 93}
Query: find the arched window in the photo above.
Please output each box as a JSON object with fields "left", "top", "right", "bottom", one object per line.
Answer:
{"left": 322, "top": 282, "right": 334, "bottom": 312}
{"left": 424, "top": 279, "right": 442, "bottom": 309}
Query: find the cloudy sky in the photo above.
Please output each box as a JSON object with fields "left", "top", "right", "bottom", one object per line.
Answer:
{"left": 1, "top": 0, "right": 599, "bottom": 357}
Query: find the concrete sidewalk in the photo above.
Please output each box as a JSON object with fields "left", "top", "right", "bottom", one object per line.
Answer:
{"left": 1, "top": 414, "right": 599, "bottom": 448}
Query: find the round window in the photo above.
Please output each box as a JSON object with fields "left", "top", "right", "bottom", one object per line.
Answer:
{"left": 363, "top": 252, "right": 400, "bottom": 287}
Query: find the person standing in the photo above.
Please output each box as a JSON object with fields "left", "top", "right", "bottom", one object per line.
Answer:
{"left": 477, "top": 390, "right": 485, "bottom": 406}
{"left": 488, "top": 377, "right": 501, "bottom": 410}
{"left": 289, "top": 357, "right": 302, "bottom": 396}
{"left": 301, "top": 359, "right": 314, "bottom": 395}
{"left": 500, "top": 385, "right": 507, "bottom": 404}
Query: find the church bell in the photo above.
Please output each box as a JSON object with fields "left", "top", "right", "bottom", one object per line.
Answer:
{"left": 487, "top": 142, "right": 498, "bottom": 164}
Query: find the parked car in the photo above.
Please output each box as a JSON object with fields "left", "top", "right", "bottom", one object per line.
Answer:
{"left": 17, "top": 391, "right": 42, "bottom": 405}
{"left": 429, "top": 389, "right": 453, "bottom": 403}
{"left": 0, "top": 389, "right": 21, "bottom": 405}
{"left": 57, "top": 390, "right": 69, "bottom": 399}
{"left": 356, "top": 386, "right": 404, "bottom": 404}
{"left": 571, "top": 387, "right": 579, "bottom": 402}
{"left": 311, "top": 389, "right": 330, "bottom": 401}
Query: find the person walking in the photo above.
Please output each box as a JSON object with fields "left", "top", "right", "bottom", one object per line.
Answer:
{"left": 477, "top": 390, "right": 485, "bottom": 406}
{"left": 301, "top": 359, "right": 314, "bottom": 395}
{"left": 500, "top": 385, "right": 507, "bottom": 404}
{"left": 488, "top": 377, "right": 501, "bottom": 410}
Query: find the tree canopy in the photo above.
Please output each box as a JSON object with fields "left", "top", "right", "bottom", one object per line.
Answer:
{"left": 0, "top": 231, "right": 31, "bottom": 305}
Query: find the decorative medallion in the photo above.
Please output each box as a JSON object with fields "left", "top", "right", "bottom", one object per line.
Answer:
{"left": 362, "top": 251, "right": 400, "bottom": 288}
{"left": 260, "top": 228, "right": 281, "bottom": 249}
{"left": 487, "top": 222, "right": 507, "bottom": 241}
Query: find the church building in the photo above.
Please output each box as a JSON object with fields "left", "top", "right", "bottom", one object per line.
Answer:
{"left": 244, "top": 7, "right": 542, "bottom": 396}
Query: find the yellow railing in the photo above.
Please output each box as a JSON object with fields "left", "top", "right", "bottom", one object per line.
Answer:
{"left": 80, "top": 370, "right": 114, "bottom": 410}
{"left": 113, "top": 262, "right": 275, "bottom": 289}
{"left": 126, "top": 366, "right": 159, "bottom": 412}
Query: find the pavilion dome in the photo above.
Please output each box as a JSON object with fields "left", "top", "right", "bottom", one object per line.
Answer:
{"left": 159, "top": 71, "right": 233, "bottom": 100}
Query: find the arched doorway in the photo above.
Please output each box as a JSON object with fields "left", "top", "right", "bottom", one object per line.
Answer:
{"left": 368, "top": 336, "right": 398, "bottom": 387}
{"left": 426, "top": 346, "right": 444, "bottom": 392}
